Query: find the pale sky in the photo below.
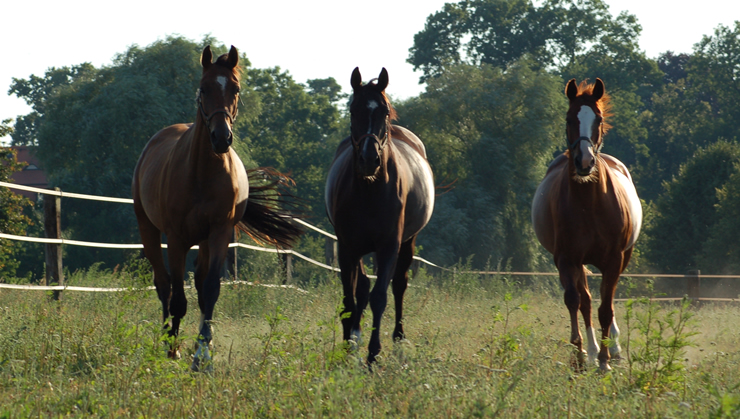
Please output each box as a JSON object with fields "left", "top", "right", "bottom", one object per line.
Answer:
{"left": 2, "top": 0, "right": 738, "bottom": 143}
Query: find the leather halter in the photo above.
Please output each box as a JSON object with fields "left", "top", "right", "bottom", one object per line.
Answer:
{"left": 351, "top": 115, "right": 390, "bottom": 150}
{"left": 197, "top": 89, "right": 238, "bottom": 129}
{"left": 568, "top": 136, "right": 601, "bottom": 154}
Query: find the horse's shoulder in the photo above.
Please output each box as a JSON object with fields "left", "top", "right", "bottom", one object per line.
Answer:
{"left": 545, "top": 153, "right": 569, "bottom": 175}
{"left": 333, "top": 136, "right": 352, "bottom": 160}
{"left": 390, "top": 125, "right": 427, "bottom": 159}
{"left": 599, "top": 154, "right": 633, "bottom": 183}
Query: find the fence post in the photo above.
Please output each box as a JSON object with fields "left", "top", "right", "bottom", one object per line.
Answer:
{"left": 324, "top": 237, "right": 337, "bottom": 266}
{"left": 411, "top": 258, "right": 421, "bottom": 279}
{"left": 283, "top": 253, "right": 293, "bottom": 285}
{"left": 686, "top": 269, "right": 701, "bottom": 304}
{"left": 226, "top": 228, "right": 237, "bottom": 280}
{"left": 44, "top": 189, "right": 63, "bottom": 300}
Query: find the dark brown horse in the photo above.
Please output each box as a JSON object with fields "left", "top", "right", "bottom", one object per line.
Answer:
{"left": 325, "top": 67, "right": 435, "bottom": 365}
{"left": 531, "top": 79, "right": 642, "bottom": 371}
{"left": 132, "top": 45, "right": 301, "bottom": 372}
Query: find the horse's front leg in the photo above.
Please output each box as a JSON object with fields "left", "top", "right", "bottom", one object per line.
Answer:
{"left": 367, "top": 242, "right": 400, "bottom": 365}
{"left": 191, "top": 231, "right": 229, "bottom": 373}
{"left": 557, "top": 257, "right": 585, "bottom": 368}
{"left": 577, "top": 266, "right": 600, "bottom": 366}
{"left": 597, "top": 259, "right": 624, "bottom": 372}
{"left": 337, "top": 244, "right": 361, "bottom": 345}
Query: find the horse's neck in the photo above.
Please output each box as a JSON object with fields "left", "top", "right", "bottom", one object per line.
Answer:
{"left": 566, "top": 156, "right": 609, "bottom": 196}
{"left": 177, "top": 119, "right": 221, "bottom": 179}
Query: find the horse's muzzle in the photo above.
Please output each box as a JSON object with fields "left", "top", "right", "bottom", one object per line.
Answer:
{"left": 210, "top": 127, "right": 233, "bottom": 154}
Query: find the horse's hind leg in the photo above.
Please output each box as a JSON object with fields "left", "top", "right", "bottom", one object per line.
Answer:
{"left": 134, "top": 206, "right": 173, "bottom": 335}
{"left": 391, "top": 237, "right": 415, "bottom": 342}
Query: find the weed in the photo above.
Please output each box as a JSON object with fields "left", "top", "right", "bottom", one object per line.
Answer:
{"left": 624, "top": 296, "right": 698, "bottom": 393}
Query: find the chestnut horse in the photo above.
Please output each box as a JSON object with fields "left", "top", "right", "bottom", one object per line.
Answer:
{"left": 132, "top": 45, "right": 301, "bottom": 372}
{"left": 531, "top": 79, "right": 642, "bottom": 371}
{"left": 325, "top": 68, "right": 435, "bottom": 364}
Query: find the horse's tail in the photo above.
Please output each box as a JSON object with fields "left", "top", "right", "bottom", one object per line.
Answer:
{"left": 237, "top": 168, "right": 304, "bottom": 248}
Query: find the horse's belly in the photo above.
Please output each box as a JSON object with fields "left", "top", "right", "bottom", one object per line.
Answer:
{"left": 531, "top": 172, "right": 559, "bottom": 255}
{"left": 609, "top": 168, "right": 642, "bottom": 250}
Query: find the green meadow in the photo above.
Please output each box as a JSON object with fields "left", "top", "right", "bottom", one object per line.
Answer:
{"left": 0, "top": 262, "right": 738, "bottom": 418}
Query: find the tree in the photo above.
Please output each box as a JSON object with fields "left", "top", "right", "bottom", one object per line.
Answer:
{"left": 236, "top": 68, "right": 344, "bottom": 227}
{"left": 8, "top": 36, "right": 262, "bottom": 270}
{"left": 0, "top": 147, "right": 33, "bottom": 279}
{"left": 700, "top": 166, "right": 740, "bottom": 273}
{"left": 640, "top": 23, "right": 740, "bottom": 200}
{"left": 397, "top": 58, "right": 564, "bottom": 270}
{"left": 408, "top": 0, "right": 645, "bottom": 82}
{"left": 644, "top": 140, "right": 740, "bottom": 274}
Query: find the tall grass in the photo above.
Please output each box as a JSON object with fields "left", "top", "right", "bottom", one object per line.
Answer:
{"left": 0, "top": 263, "right": 738, "bottom": 417}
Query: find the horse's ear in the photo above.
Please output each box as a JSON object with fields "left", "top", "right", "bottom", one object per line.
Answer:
{"left": 376, "top": 68, "right": 389, "bottom": 91}
{"left": 351, "top": 67, "right": 362, "bottom": 91}
{"left": 565, "top": 79, "right": 578, "bottom": 100}
{"left": 227, "top": 45, "right": 239, "bottom": 68}
{"left": 592, "top": 78, "right": 605, "bottom": 100}
{"left": 201, "top": 46, "right": 213, "bottom": 71}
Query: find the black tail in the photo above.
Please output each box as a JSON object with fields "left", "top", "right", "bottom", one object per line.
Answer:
{"left": 237, "top": 168, "right": 304, "bottom": 248}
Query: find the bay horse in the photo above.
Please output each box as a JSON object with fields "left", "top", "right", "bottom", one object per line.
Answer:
{"left": 325, "top": 67, "right": 435, "bottom": 365}
{"left": 132, "top": 45, "right": 301, "bottom": 372}
{"left": 531, "top": 78, "right": 642, "bottom": 371}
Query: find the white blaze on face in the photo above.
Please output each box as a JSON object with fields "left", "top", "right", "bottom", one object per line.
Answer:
{"left": 366, "top": 100, "right": 378, "bottom": 134}
{"left": 216, "top": 76, "right": 227, "bottom": 96}
{"left": 577, "top": 105, "right": 596, "bottom": 169}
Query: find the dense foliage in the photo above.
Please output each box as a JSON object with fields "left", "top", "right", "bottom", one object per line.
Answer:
{"left": 3, "top": 7, "right": 740, "bottom": 278}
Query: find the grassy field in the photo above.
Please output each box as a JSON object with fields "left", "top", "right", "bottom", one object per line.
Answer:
{"left": 0, "top": 263, "right": 739, "bottom": 418}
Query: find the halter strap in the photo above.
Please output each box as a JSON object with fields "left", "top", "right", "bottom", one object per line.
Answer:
{"left": 351, "top": 116, "right": 390, "bottom": 149}
{"left": 197, "top": 91, "right": 238, "bottom": 128}
{"left": 568, "top": 136, "right": 601, "bottom": 154}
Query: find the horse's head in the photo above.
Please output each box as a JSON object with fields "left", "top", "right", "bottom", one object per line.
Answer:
{"left": 349, "top": 67, "right": 397, "bottom": 181}
{"left": 198, "top": 45, "right": 240, "bottom": 154}
{"left": 565, "top": 78, "right": 612, "bottom": 179}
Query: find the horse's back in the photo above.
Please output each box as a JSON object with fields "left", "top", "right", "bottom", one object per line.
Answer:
{"left": 391, "top": 125, "right": 428, "bottom": 159}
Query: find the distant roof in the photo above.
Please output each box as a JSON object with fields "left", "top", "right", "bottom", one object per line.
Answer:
{"left": 8, "top": 146, "right": 48, "bottom": 200}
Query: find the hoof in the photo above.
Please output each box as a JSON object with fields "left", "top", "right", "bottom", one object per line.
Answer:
{"left": 167, "top": 348, "right": 181, "bottom": 360}
{"left": 191, "top": 340, "right": 213, "bottom": 373}
{"left": 599, "top": 361, "right": 612, "bottom": 372}
{"left": 190, "top": 356, "right": 214, "bottom": 373}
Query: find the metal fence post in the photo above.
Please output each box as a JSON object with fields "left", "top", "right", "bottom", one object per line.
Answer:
{"left": 44, "top": 188, "right": 63, "bottom": 300}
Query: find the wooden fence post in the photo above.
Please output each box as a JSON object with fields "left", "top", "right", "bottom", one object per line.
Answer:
{"left": 44, "top": 189, "right": 63, "bottom": 300}
{"left": 411, "top": 258, "right": 421, "bottom": 279}
{"left": 686, "top": 269, "right": 701, "bottom": 304}
{"left": 226, "top": 228, "right": 237, "bottom": 280}
{"left": 283, "top": 253, "right": 293, "bottom": 285}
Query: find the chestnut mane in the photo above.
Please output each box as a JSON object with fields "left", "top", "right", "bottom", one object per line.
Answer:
{"left": 571, "top": 80, "right": 613, "bottom": 135}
